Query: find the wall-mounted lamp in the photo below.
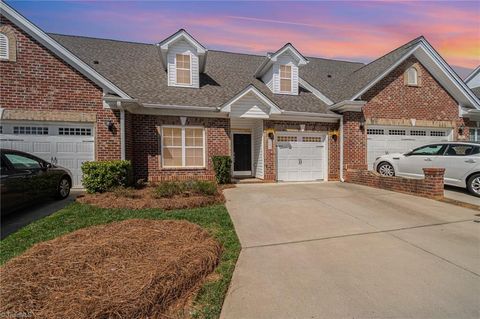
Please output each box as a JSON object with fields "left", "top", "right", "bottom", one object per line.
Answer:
{"left": 105, "top": 119, "right": 114, "bottom": 132}
{"left": 359, "top": 118, "right": 366, "bottom": 131}
{"left": 458, "top": 124, "right": 465, "bottom": 136}
{"left": 331, "top": 134, "right": 338, "bottom": 142}
{"left": 268, "top": 132, "right": 275, "bottom": 140}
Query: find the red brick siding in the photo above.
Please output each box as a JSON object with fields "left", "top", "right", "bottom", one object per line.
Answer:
{"left": 342, "top": 112, "right": 367, "bottom": 173}
{"left": 362, "top": 56, "right": 466, "bottom": 140}
{"left": 0, "top": 16, "right": 121, "bottom": 160}
{"left": 263, "top": 120, "right": 340, "bottom": 181}
{"left": 131, "top": 115, "right": 230, "bottom": 182}
{"left": 346, "top": 167, "right": 445, "bottom": 199}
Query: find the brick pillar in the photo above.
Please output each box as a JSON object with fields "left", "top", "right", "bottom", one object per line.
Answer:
{"left": 343, "top": 111, "right": 367, "bottom": 175}
{"left": 423, "top": 168, "right": 445, "bottom": 199}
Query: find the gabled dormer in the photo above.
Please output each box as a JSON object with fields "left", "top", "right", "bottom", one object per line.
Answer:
{"left": 158, "top": 29, "right": 207, "bottom": 88}
{"left": 254, "top": 43, "right": 308, "bottom": 96}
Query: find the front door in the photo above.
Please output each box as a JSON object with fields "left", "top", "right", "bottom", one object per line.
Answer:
{"left": 233, "top": 133, "right": 252, "bottom": 175}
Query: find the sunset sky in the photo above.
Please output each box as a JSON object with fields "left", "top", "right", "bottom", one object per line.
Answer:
{"left": 7, "top": 1, "right": 480, "bottom": 78}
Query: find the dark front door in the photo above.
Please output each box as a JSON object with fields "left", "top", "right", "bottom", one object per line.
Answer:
{"left": 233, "top": 134, "right": 252, "bottom": 173}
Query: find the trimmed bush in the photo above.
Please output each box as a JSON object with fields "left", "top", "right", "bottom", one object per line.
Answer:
{"left": 153, "top": 180, "right": 218, "bottom": 198}
{"left": 191, "top": 180, "right": 217, "bottom": 196}
{"left": 153, "top": 181, "right": 185, "bottom": 198}
{"left": 212, "top": 156, "right": 232, "bottom": 184}
{"left": 81, "top": 160, "right": 132, "bottom": 193}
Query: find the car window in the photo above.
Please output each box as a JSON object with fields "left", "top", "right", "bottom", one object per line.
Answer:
{"left": 445, "top": 145, "right": 477, "bottom": 156}
{"left": 4, "top": 153, "right": 42, "bottom": 170}
{"left": 409, "top": 144, "right": 446, "bottom": 156}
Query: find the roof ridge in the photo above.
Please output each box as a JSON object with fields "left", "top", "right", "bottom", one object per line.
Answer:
{"left": 351, "top": 36, "right": 424, "bottom": 74}
{"left": 47, "top": 33, "right": 153, "bottom": 46}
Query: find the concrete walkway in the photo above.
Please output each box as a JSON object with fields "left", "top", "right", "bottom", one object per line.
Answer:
{"left": 221, "top": 182, "right": 480, "bottom": 319}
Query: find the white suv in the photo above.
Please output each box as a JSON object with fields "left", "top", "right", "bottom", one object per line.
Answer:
{"left": 373, "top": 142, "right": 480, "bottom": 197}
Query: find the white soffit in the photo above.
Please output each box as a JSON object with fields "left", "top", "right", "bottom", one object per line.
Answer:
{"left": 220, "top": 85, "right": 282, "bottom": 116}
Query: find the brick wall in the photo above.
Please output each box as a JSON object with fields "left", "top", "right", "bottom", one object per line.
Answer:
{"left": 362, "top": 56, "right": 467, "bottom": 140}
{"left": 0, "top": 16, "right": 121, "bottom": 160}
{"left": 131, "top": 115, "right": 230, "bottom": 182}
{"left": 263, "top": 120, "right": 340, "bottom": 181}
{"left": 346, "top": 166, "right": 445, "bottom": 199}
{"left": 342, "top": 112, "right": 367, "bottom": 173}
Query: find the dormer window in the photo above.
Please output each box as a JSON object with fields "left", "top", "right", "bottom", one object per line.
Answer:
{"left": 176, "top": 54, "right": 191, "bottom": 85}
{"left": 280, "top": 65, "right": 292, "bottom": 93}
{"left": 158, "top": 29, "right": 207, "bottom": 88}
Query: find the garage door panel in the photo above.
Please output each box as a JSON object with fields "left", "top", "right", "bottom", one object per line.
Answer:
{"left": 367, "top": 126, "right": 452, "bottom": 170}
{"left": 276, "top": 134, "right": 326, "bottom": 182}
{"left": 1, "top": 122, "right": 94, "bottom": 188}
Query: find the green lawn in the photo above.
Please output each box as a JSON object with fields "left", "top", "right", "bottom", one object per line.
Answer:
{"left": 0, "top": 202, "right": 240, "bottom": 319}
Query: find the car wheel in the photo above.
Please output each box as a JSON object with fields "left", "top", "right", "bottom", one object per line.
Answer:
{"left": 377, "top": 162, "right": 395, "bottom": 177}
{"left": 57, "top": 177, "right": 71, "bottom": 199}
{"left": 467, "top": 173, "right": 480, "bottom": 198}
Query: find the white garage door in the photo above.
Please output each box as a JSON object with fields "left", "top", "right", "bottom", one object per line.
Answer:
{"left": 277, "top": 133, "right": 326, "bottom": 182}
{"left": 0, "top": 121, "right": 95, "bottom": 188}
{"left": 367, "top": 126, "right": 452, "bottom": 169}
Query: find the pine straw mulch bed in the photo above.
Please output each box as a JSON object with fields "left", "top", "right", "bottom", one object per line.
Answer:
{"left": 0, "top": 219, "right": 222, "bottom": 319}
{"left": 76, "top": 187, "right": 227, "bottom": 210}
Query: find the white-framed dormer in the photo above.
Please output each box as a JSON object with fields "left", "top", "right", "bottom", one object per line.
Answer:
{"left": 158, "top": 29, "right": 207, "bottom": 88}
{"left": 255, "top": 43, "right": 308, "bottom": 96}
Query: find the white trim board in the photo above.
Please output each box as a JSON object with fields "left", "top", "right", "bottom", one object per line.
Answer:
{"left": 0, "top": 1, "right": 131, "bottom": 99}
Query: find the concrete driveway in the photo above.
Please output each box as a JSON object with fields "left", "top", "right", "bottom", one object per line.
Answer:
{"left": 221, "top": 182, "right": 480, "bottom": 319}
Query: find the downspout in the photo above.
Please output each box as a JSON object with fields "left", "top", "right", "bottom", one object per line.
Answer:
{"left": 339, "top": 116, "right": 344, "bottom": 182}
{"left": 118, "top": 101, "right": 126, "bottom": 160}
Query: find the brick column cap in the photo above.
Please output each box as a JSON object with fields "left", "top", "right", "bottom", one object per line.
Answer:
{"left": 423, "top": 168, "right": 445, "bottom": 175}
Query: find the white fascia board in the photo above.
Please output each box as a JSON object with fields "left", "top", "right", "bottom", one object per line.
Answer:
{"left": 254, "top": 43, "right": 308, "bottom": 77}
{"left": 298, "top": 78, "right": 334, "bottom": 105}
{"left": 281, "top": 110, "right": 341, "bottom": 118}
{"left": 271, "top": 44, "right": 308, "bottom": 66}
{"left": 351, "top": 41, "right": 480, "bottom": 110}
{"left": 464, "top": 66, "right": 480, "bottom": 84}
{"left": 0, "top": 2, "right": 131, "bottom": 99}
{"left": 143, "top": 103, "right": 219, "bottom": 112}
{"left": 220, "top": 85, "right": 282, "bottom": 115}
{"left": 158, "top": 29, "right": 206, "bottom": 54}
{"left": 329, "top": 100, "right": 366, "bottom": 112}
{"left": 351, "top": 44, "right": 420, "bottom": 101}
{"left": 419, "top": 39, "right": 480, "bottom": 109}
{"left": 270, "top": 114, "right": 339, "bottom": 123}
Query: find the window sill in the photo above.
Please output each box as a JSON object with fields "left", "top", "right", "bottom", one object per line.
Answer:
{"left": 161, "top": 167, "right": 207, "bottom": 171}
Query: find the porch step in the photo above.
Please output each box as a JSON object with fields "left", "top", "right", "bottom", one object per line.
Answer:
{"left": 232, "top": 177, "right": 265, "bottom": 184}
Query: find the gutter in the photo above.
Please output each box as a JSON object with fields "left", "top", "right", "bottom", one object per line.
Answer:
{"left": 339, "top": 116, "right": 345, "bottom": 182}
{"left": 143, "top": 103, "right": 220, "bottom": 112}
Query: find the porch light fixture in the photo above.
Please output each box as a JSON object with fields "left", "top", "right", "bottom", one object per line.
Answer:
{"left": 458, "top": 124, "right": 465, "bottom": 136}
{"left": 105, "top": 119, "right": 114, "bottom": 132}
{"left": 268, "top": 132, "right": 275, "bottom": 140}
{"left": 359, "top": 118, "right": 366, "bottom": 130}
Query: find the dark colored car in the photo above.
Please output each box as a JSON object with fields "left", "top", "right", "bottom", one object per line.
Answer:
{"left": 1, "top": 149, "right": 73, "bottom": 215}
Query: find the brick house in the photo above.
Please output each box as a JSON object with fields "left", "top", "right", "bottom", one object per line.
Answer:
{"left": 1, "top": 2, "right": 479, "bottom": 187}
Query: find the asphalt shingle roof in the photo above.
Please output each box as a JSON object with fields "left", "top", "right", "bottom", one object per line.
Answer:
{"left": 49, "top": 33, "right": 427, "bottom": 113}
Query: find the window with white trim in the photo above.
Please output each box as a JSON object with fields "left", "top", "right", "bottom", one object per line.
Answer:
{"left": 410, "top": 130, "right": 426, "bottom": 136}
{"left": 13, "top": 126, "right": 48, "bottom": 135}
{"left": 366, "top": 128, "right": 384, "bottom": 135}
{"left": 388, "top": 129, "right": 406, "bottom": 136}
{"left": 162, "top": 126, "right": 204, "bottom": 168}
{"left": 430, "top": 131, "right": 446, "bottom": 137}
{"left": 279, "top": 64, "right": 292, "bottom": 92}
{"left": 0, "top": 33, "right": 8, "bottom": 60}
{"left": 406, "top": 67, "right": 418, "bottom": 86}
{"left": 175, "top": 54, "right": 191, "bottom": 85}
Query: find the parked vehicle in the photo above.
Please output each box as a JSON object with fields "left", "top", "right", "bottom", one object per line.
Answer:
{"left": 373, "top": 142, "right": 480, "bottom": 197}
{"left": 1, "top": 149, "right": 73, "bottom": 215}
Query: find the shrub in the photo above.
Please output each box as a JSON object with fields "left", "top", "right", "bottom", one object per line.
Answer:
{"left": 111, "top": 186, "right": 139, "bottom": 199}
{"left": 191, "top": 180, "right": 217, "bottom": 196}
{"left": 153, "top": 181, "right": 185, "bottom": 198}
{"left": 212, "top": 156, "right": 232, "bottom": 184}
{"left": 81, "top": 160, "right": 132, "bottom": 193}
